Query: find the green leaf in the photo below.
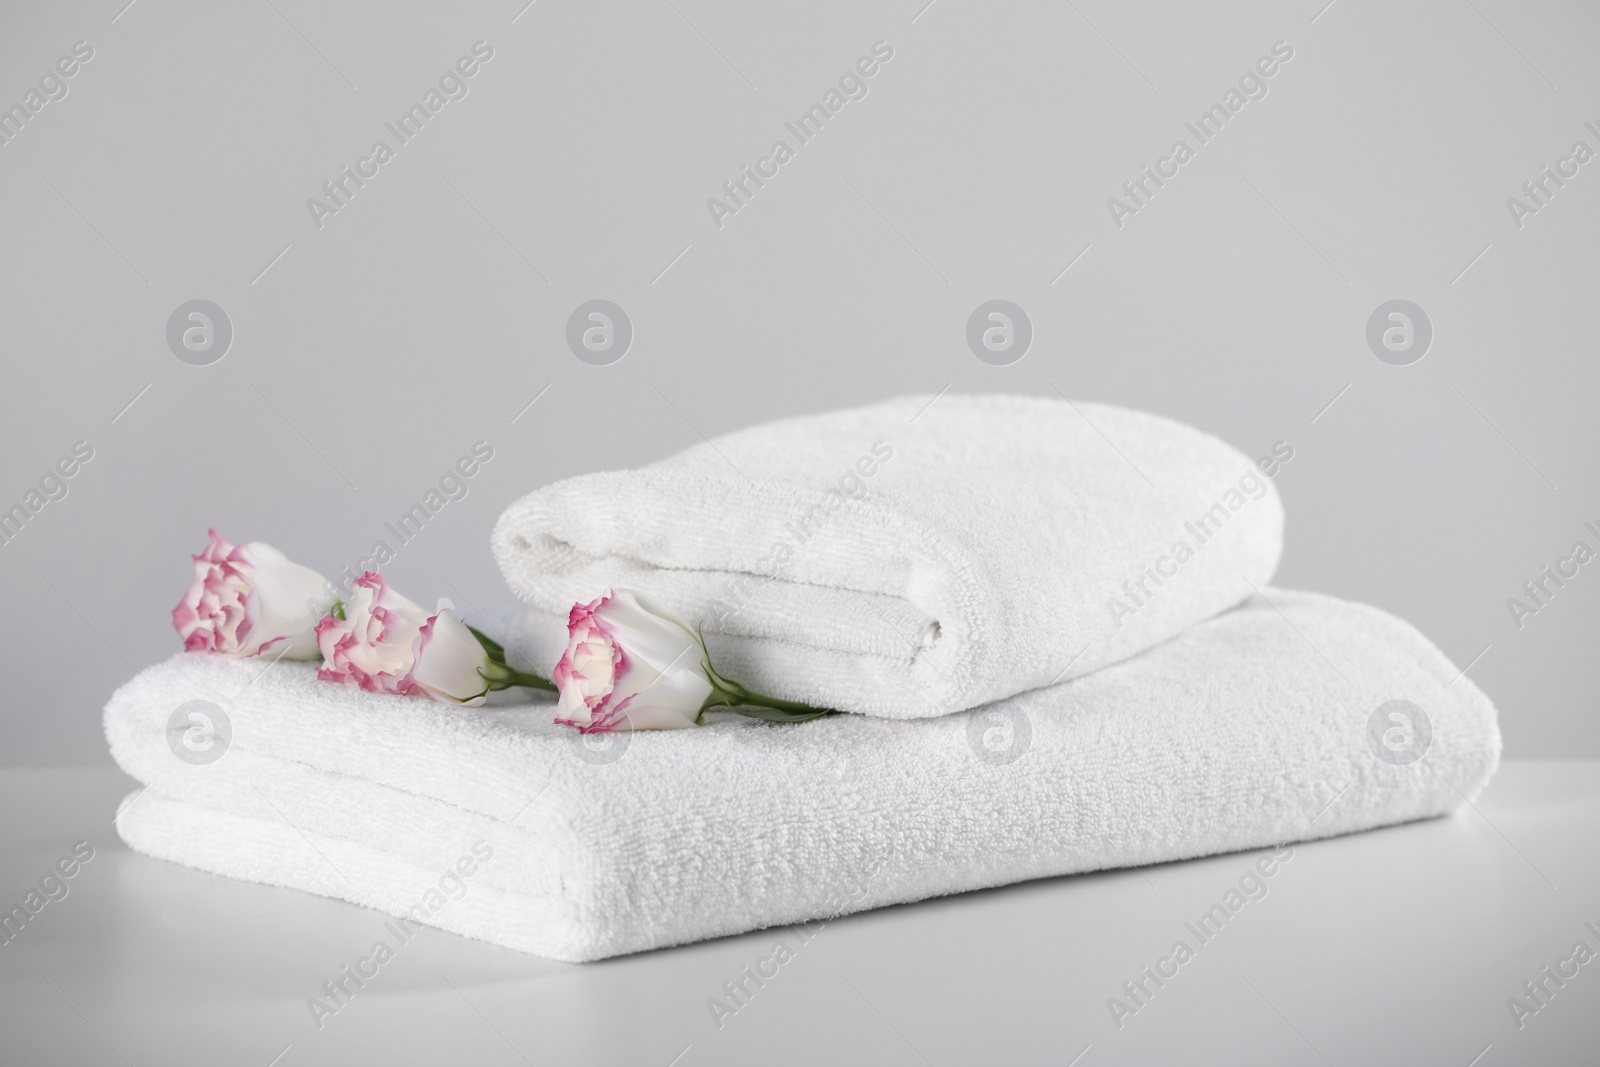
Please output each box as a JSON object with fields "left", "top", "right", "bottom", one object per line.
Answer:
{"left": 330, "top": 600, "right": 346, "bottom": 621}
{"left": 728, "top": 705, "right": 836, "bottom": 724}
{"left": 467, "top": 624, "right": 507, "bottom": 664}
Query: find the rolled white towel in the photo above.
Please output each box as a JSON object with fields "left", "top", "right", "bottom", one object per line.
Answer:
{"left": 105, "top": 589, "right": 1498, "bottom": 963}
{"left": 493, "top": 393, "right": 1287, "bottom": 718}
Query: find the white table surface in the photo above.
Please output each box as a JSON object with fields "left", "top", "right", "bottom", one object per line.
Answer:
{"left": 1, "top": 761, "right": 1596, "bottom": 1066}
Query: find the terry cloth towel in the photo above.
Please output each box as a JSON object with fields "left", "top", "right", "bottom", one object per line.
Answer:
{"left": 492, "top": 393, "right": 1287, "bottom": 719}
{"left": 106, "top": 589, "right": 1498, "bottom": 963}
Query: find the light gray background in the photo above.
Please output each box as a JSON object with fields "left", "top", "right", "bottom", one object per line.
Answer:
{"left": 0, "top": 0, "right": 1595, "bottom": 764}
{"left": 4, "top": 5, "right": 1600, "bottom": 1065}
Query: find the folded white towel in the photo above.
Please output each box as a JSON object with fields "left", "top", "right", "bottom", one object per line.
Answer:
{"left": 492, "top": 394, "right": 1287, "bottom": 718}
{"left": 106, "top": 589, "right": 1499, "bottom": 962}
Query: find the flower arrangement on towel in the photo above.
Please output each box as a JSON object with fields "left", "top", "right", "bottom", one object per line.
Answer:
{"left": 172, "top": 530, "right": 550, "bottom": 706}
{"left": 172, "top": 532, "right": 831, "bottom": 729}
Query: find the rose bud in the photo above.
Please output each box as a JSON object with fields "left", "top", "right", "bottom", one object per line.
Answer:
{"left": 172, "top": 529, "right": 329, "bottom": 659}
{"left": 553, "top": 590, "right": 715, "bottom": 732}
{"left": 552, "top": 589, "right": 836, "bottom": 733}
{"left": 316, "top": 573, "right": 552, "bottom": 705}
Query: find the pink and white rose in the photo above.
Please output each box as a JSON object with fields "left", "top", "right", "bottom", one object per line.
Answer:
{"left": 315, "top": 573, "right": 498, "bottom": 705}
{"left": 554, "top": 590, "right": 714, "bottom": 732}
{"left": 172, "top": 529, "right": 329, "bottom": 659}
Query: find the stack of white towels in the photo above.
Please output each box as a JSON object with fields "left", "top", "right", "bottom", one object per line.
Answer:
{"left": 106, "top": 395, "right": 1500, "bottom": 962}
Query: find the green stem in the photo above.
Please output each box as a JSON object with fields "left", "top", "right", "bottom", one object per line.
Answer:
{"left": 467, "top": 624, "right": 558, "bottom": 693}
{"left": 481, "top": 661, "right": 558, "bottom": 694}
{"left": 710, "top": 678, "right": 824, "bottom": 716}
{"left": 699, "top": 644, "right": 834, "bottom": 723}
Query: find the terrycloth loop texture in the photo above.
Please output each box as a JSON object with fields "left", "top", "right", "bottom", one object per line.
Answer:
{"left": 492, "top": 393, "right": 1286, "bottom": 719}
{"left": 106, "top": 590, "right": 1498, "bottom": 963}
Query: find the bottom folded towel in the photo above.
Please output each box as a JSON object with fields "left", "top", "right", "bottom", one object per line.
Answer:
{"left": 105, "top": 588, "right": 1500, "bottom": 962}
